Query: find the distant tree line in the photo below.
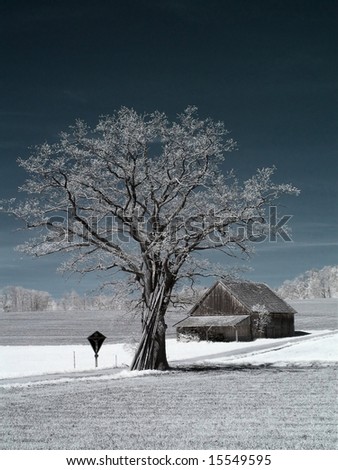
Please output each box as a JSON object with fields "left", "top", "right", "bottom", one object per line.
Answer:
{"left": 0, "top": 286, "right": 126, "bottom": 312}
{"left": 0, "top": 283, "right": 207, "bottom": 313}
{"left": 276, "top": 265, "right": 338, "bottom": 300}
{"left": 1, "top": 266, "right": 337, "bottom": 312}
{"left": 0, "top": 283, "right": 208, "bottom": 313}
{"left": 0, "top": 286, "right": 51, "bottom": 312}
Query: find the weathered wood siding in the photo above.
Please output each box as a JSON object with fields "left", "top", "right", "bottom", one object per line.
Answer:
{"left": 177, "top": 318, "right": 252, "bottom": 342}
{"left": 183, "top": 281, "right": 296, "bottom": 341}
{"left": 191, "top": 284, "right": 250, "bottom": 316}
{"left": 251, "top": 313, "right": 294, "bottom": 338}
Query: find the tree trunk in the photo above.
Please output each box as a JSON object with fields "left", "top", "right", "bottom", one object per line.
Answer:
{"left": 130, "top": 284, "right": 171, "bottom": 371}
{"left": 130, "top": 313, "right": 169, "bottom": 371}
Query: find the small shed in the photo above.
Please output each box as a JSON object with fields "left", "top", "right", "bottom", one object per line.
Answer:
{"left": 176, "top": 280, "right": 296, "bottom": 342}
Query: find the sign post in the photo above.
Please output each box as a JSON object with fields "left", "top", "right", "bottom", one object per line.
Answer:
{"left": 87, "top": 331, "right": 106, "bottom": 367}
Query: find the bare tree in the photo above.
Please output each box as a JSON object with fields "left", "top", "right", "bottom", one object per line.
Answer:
{"left": 252, "top": 303, "right": 271, "bottom": 338}
{"left": 1, "top": 107, "right": 299, "bottom": 369}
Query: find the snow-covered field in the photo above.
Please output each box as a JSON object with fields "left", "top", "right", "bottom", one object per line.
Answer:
{"left": 1, "top": 330, "right": 336, "bottom": 382}
{"left": 1, "top": 301, "right": 336, "bottom": 450}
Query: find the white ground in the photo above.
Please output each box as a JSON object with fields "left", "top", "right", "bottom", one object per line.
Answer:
{"left": 0, "top": 330, "right": 336, "bottom": 383}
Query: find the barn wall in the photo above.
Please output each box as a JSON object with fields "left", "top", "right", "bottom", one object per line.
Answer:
{"left": 272, "top": 313, "right": 294, "bottom": 337}
{"left": 191, "top": 284, "right": 250, "bottom": 316}
{"left": 251, "top": 313, "right": 294, "bottom": 338}
{"left": 177, "top": 319, "right": 252, "bottom": 342}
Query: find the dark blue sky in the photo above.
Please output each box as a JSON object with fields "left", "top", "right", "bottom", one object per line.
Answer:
{"left": 0, "top": 0, "right": 337, "bottom": 297}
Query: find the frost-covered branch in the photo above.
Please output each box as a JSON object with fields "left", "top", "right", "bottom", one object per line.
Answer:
{"left": 1, "top": 106, "right": 299, "bottom": 370}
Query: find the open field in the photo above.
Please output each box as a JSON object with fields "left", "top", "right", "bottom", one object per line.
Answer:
{"left": 0, "top": 299, "right": 336, "bottom": 450}
{"left": 0, "top": 299, "right": 337, "bottom": 346}
{"left": 0, "top": 365, "right": 336, "bottom": 450}
{"left": 291, "top": 299, "right": 338, "bottom": 330}
{"left": 0, "top": 306, "right": 185, "bottom": 346}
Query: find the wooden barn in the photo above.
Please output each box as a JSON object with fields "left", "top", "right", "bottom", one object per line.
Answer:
{"left": 176, "top": 280, "right": 296, "bottom": 342}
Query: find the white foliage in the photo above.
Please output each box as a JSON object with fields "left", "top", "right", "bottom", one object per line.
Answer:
{"left": 1, "top": 107, "right": 298, "bottom": 296}
{"left": 252, "top": 303, "right": 271, "bottom": 334}
{"left": 252, "top": 303, "right": 269, "bottom": 314}
{"left": 1, "top": 107, "right": 299, "bottom": 367}
{"left": 277, "top": 265, "right": 338, "bottom": 300}
{"left": 1, "top": 286, "right": 52, "bottom": 312}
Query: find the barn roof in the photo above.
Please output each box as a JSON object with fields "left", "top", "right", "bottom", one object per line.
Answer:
{"left": 186, "top": 280, "right": 297, "bottom": 316}
{"left": 221, "top": 281, "right": 297, "bottom": 314}
{"left": 176, "top": 315, "right": 250, "bottom": 328}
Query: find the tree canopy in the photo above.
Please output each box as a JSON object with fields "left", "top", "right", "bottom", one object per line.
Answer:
{"left": 1, "top": 106, "right": 299, "bottom": 369}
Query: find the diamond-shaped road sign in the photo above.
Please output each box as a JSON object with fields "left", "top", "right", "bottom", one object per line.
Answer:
{"left": 87, "top": 331, "right": 106, "bottom": 366}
